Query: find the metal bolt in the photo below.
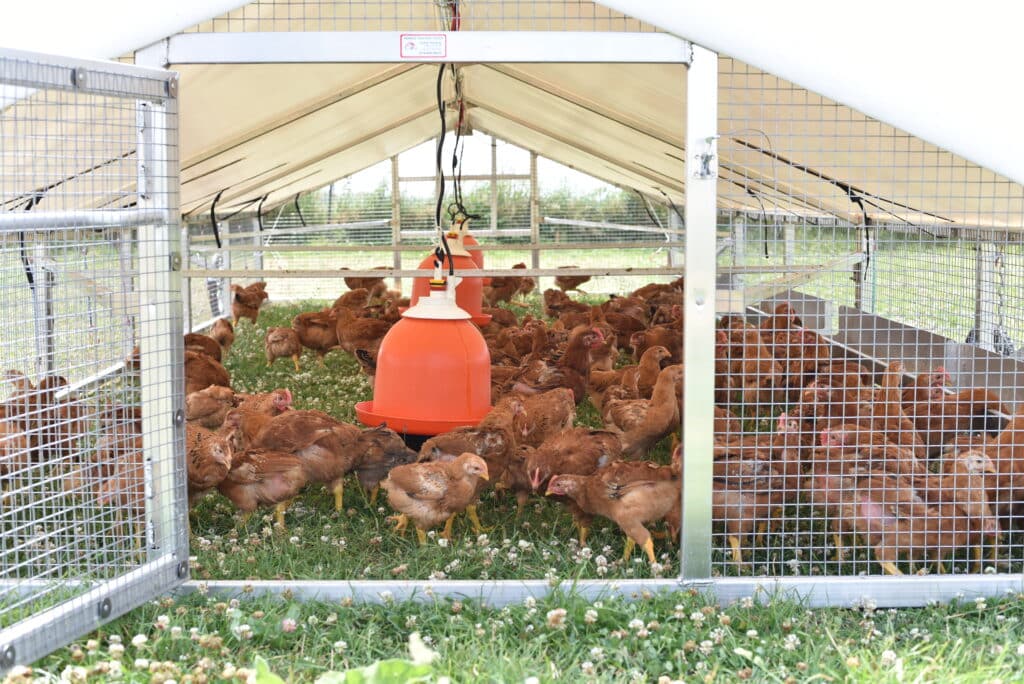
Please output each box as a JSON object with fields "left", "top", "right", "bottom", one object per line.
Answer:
{"left": 169, "top": 253, "right": 182, "bottom": 271}
{"left": 166, "top": 77, "right": 179, "bottom": 98}
{"left": 174, "top": 409, "right": 184, "bottom": 426}
{"left": 177, "top": 560, "right": 189, "bottom": 579}
{"left": 695, "top": 296, "right": 705, "bottom": 307}
{"left": 97, "top": 598, "right": 112, "bottom": 619}
{"left": 0, "top": 645, "right": 14, "bottom": 668}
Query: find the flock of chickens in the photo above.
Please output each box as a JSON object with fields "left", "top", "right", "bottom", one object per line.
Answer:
{"left": 5, "top": 267, "right": 1024, "bottom": 576}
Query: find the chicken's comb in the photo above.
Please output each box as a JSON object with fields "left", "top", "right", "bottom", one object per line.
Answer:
{"left": 777, "top": 412, "right": 788, "bottom": 430}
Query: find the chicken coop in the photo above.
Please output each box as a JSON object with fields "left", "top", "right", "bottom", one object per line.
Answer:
{"left": 3, "top": 0, "right": 1024, "bottom": 670}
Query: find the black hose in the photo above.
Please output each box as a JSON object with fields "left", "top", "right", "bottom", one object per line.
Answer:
{"left": 209, "top": 189, "right": 225, "bottom": 249}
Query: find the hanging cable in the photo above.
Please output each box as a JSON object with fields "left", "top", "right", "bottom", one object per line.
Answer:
{"left": 848, "top": 192, "right": 872, "bottom": 271}
{"left": 293, "top": 193, "right": 307, "bottom": 227}
{"left": 15, "top": 192, "right": 44, "bottom": 289}
{"left": 209, "top": 189, "right": 225, "bottom": 249}
{"left": 433, "top": 63, "right": 454, "bottom": 276}
{"left": 256, "top": 194, "right": 269, "bottom": 232}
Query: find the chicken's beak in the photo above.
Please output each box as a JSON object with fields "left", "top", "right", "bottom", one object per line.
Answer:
{"left": 984, "top": 462, "right": 998, "bottom": 474}
{"left": 480, "top": 471, "right": 490, "bottom": 481}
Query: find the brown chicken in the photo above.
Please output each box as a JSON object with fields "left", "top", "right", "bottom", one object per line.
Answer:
{"left": 484, "top": 263, "right": 533, "bottom": 306}
{"left": 382, "top": 452, "right": 489, "bottom": 544}
{"left": 332, "top": 287, "right": 370, "bottom": 311}
{"left": 817, "top": 424, "right": 928, "bottom": 477}
{"left": 603, "top": 364, "right": 683, "bottom": 434}
{"left": 903, "top": 366, "right": 1010, "bottom": 455}
{"left": 871, "top": 361, "right": 927, "bottom": 458}
{"left": 186, "top": 385, "right": 238, "bottom": 429}
{"left": 619, "top": 364, "right": 683, "bottom": 459}
{"left": 265, "top": 327, "right": 303, "bottom": 371}
{"left": 418, "top": 397, "right": 526, "bottom": 529}
{"left": 546, "top": 461, "right": 680, "bottom": 563}
{"left": 210, "top": 318, "right": 235, "bottom": 354}
{"left": 217, "top": 448, "right": 308, "bottom": 528}
{"left": 504, "top": 325, "right": 604, "bottom": 404}
{"left": 341, "top": 267, "right": 388, "bottom": 299}
{"left": 292, "top": 310, "right": 338, "bottom": 365}
{"left": 185, "top": 350, "right": 231, "bottom": 395}
{"left": 350, "top": 425, "right": 419, "bottom": 503}
{"left": 334, "top": 306, "right": 391, "bottom": 357}
{"left": 246, "top": 409, "right": 362, "bottom": 511}
{"left": 185, "top": 424, "right": 232, "bottom": 505}
{"left": 231, "top": 281, "right": 268, "bottom": 325}
{"left": 629, "top": 326, "right": 682, "bottom": 366}
{"left": 222, "top": 389, "right": 294, "bottom": 449}
{"left": 543, "top": 289, "right": 589, "bottom": 318}
{"left": 185, "top": 333, "right": 222, "bottom": 362}
{"left": 554, "top": 266, "right": 591, "bottom": 293}
{"left": 510, "top": 387, "right": 576, "bottom": 448}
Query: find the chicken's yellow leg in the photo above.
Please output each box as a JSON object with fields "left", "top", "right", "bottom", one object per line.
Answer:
{"left": 369, "top": 485, "right": 380, "bottom": 506}
{"left": 239, "top": 511, "right": 252, "bottom": 527}
{"left": 578, "top": 526, "right": 589, "bottom": 547}
{"left": 441, "top": 516, "right": 455, "bottom": 541}
{"left": 879, "top": 561, "right": 903, "bottom": 576}
{"left": 728, "top": 536, "right": 745, "bottom": 566}
{"left": 642, "top": 538, "right": 656, "bottom": 564}
{"left": 465, "top": 505, "right": 490, "bottom": 534}
{"left": 332, "top": 482, "right": 344, "bottom": 512}
{"left": 415, "top": 528, "right": 427, "bottom": 546}
{"left": 386, "top": 514, "right": 408, "bottom": 534}
{"left": 832, "top": 534, "right": 846, "bottom": 563}
{"left": 935, "top": 560, "right": 947, "bottom": 575}
{"left": 274, "top": 500, "right": 292, "bottom": 529}
{"left": 292, "top": 355, "right": 301, "bottom": 372}
{"left": 622, "top": 538, "right": 635, "bottom": 562}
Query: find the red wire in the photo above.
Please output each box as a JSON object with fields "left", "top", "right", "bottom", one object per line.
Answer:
{"left": 448, "top": 1, "right": 460, "bottom": 31}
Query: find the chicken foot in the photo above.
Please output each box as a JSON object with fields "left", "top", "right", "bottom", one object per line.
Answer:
{"left": 386, "top": 513, "right": 409, "bottom": 534}
{"left": 622, "top": 537, "right": 657, "bottom": 564}
{"left": 465, "top": 504, "right": 491, "bottom": 534}
{"left": 331, "top": 481, "right": 344, "bottom": 512}
{"left": 727, "top": 535, "right": 747, "bottom": 567}
{"left": 292, "top": 354, "right": 301, "bottom": 372}
{"left": 274, "top": 500, "right": 293, "bottom": 529}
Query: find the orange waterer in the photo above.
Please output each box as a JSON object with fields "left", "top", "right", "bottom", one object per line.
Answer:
{"left": 355, "top": 279, "right": 492, "bottom": 436}
{"left": 410, "top": 251, "right": 490, "bottom": 325}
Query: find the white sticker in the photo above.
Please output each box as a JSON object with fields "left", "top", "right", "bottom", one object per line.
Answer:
{"left": 400, "top": 33, "right": 447, "bottom": 59}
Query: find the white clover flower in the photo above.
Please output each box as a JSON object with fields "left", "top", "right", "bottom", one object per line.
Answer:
{"left": 584, "top": 609, "right": 598, "bottom": 624}
{"left": 590, "top": 646, "right": 605, "bottom": 660}
{"left": 406, "top": 615, "right": 418, "bottom": 628}
{"left": 438, "top": 538, "right": 449, "bottom": 548}
{"left": 379, "top": 591, "right": 394, "bottom": 603}
{"left": 108, "top": 643, "right": 125, "bottom": 660}
{"left": 546, "top": 608, "right": 568, "bottom": 629}
{"left": 709, "top": 627, "right": 726, "bottom": 644}
{"left": 1016, "top": 644, "right": 1024, "bottom": 656}
{"left": 595, "top": 555, "right": 608, "bottom": 567}
{"left": 783, "top": 634, "right": 801, "bottom": 651}
{"left": 880, "top": 649, "right": 898, "bottom": 667}
{"left": 524, "top": 678, "right": 540, "bottom": 684}
{"left": 524, "top": 596, "right": 537, "bottom": 609}
{"left": 333, "top": 640, "right": 348, "bottom": 653}
{"left": 170, "top": 626, "right": 182, "bottom": 639}
{"left": 134, "top": 658, "right": 150, "bottom": 669}
{"left": 130, "top": 634, "right": 148, "bottom": 648}
{"left": 61, "top": 666, "right": 88, "bottom": 683}
{"left": 740, "top": 596, "right": 754, "bottom": 609}
{"left": 975, "top": 597, "right": 988, "bottom": 611}
{"left": 580, "top": 661, "right": 596, "bottom": 676}
{"left": 746, "top": 629, "right": 758, "bottom": 638}
{"left": 108, "top": 660, "right": 123, "bottom": 678}
{"left": 699, "top": 640, "right": 713, "bottom": 655}
{"left": 636, "top": 628, "right": 650, "bottom": 639}
{"left": 690, "top": 611, "right": 705, "bottom": 625}
{"left": 628, "top": 618, "right": 644, "bottom": 631}
{"left": 280, "top": 618, "right": 297, "bottom": 633}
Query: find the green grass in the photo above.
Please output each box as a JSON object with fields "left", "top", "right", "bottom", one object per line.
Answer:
{"left": 30, "top": 587, "right": 1024, "bottom": 682}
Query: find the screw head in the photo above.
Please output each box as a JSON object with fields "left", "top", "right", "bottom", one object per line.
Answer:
{"left": 97, "top": 598, "right": 112, "bottom": 619}
{"left": 174, "top": 409, "right": 184, "bottom": 426}
{"left": 177, "top": 560, "right": 189, "bottom": 579}
{"left": 1, "top": 645, "right": 15, "bottom": 667}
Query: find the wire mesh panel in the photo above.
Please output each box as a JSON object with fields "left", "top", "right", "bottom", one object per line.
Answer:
{"left": 712, "top": 56, "right": 1024, "bottom": 581}
{"left": 0, "top": 49, "right": 186, "bottom": 671}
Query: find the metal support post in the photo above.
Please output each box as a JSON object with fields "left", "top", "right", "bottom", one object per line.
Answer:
{"left": 668, "top": 207, "right": 683, "bottom": 269}
{"left": 681, "top": 44, "right": 717, "bottom": 583}
{"left": 118, "top": 228, "right": 138, "bottom": 358}
{"left": 529, "top": 151, "right": 540, "bottom": 286}
{"left": 136, "top": 98, "right": 188, "bottom": 564}
{"left": 974, "top": 242, "right": 1000, "bottom": 352}
{"left": 490, "top": 137, "right": 499, "bottom": 234}
{"left": 218, "top": 219, "right": 232, "bottom": 316}
{"left": 29, "top": 244, "right": 55, "bottom": 376}
{"left": 391, "top": 155, "right": 401, "bottom": 290}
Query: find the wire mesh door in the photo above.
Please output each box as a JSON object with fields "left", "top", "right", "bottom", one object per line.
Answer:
{"left": 712, "top": 55, "right": 1024, "bottom": 587}
{"left": 0, "top": 49, "right": 187, "bottom": 671}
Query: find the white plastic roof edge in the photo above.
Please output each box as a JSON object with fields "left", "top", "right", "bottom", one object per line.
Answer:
{"left": 0, "top": 0, "right": 249, "bottom": 61}
{"left": 596, "top": 0, "right": 1024, "bottom": 187}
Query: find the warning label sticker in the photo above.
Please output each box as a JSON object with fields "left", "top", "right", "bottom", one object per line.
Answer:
{"left": 400, "top": 34, "right": 447, "bottom": 59}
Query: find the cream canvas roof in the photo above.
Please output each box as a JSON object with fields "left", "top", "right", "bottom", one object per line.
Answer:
{"left": 2, "top": 0, "right": 1022, "bottom": 230}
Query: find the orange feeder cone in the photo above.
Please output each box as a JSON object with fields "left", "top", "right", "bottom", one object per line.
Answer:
{"left": 356, "top": 276, "right": 492, "bottom": 436}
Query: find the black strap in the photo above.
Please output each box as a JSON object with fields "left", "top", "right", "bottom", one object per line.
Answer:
{"left": 209, "top": 189, "right": 225, "bottom": 249}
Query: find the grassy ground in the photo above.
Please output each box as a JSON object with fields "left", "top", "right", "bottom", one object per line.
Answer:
{"left": 189, "top": 299, "right": 680, "bottom": 584}
{"left": 29, "top": 586, "right": 1024, "bottom": 682}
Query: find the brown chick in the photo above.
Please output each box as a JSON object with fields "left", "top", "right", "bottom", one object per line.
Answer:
{"left": 554, "top": 267, "right": 591, "bottom": 293}
{"left": 334, "top": 306, "right": 391, "bottom": 357}
{"left": 418, "top": 396, "right": 526, "bottom": 533}
{"left": 629, "top": 326, "right": 682, "bottom": 366}
{"left": 184, "top": 350, "right": 231, "bottom": 395}
{"left": 546, "top": 462, "right": 680, "bottom": 563}
{"left": 543, "top": 289, "right": 589, "bottom": 318}
{"left": 186, "top": 385, "right": 237, "bottom": 429}
{"left": 210, "top": 318, "right": 235, "bottom": 354}
{"left": 292, "top": 310, "right": 338, "bottom": 365}
{"left": 505, "top": 325, "right": 604, "bottom": 404}
{"left": 265, "top": 326, "right": 303, "bottom": 371}
{"left": 902, "top": 366, "right": 1010, "bottom": 455}
{"left": 351, "top": 425, "right": 419, "bottom": 504}
{"left": 340, "top": 267, "right": 388, "bottom": 299}
{"left": 603, "top": 364, "right": 683, "bottom": 435}
{"left": 246, "top": 409, "right": 362, "bottom": 510}
{"left": 382, "top": 452, "right": 489, "bottom": 544}
{"left": 332, "top": 287, "right": 370, "bottom": 311}
{"left": 514, "top": 387, "right": 577, "bottom": 448}
{"left": 217, "top": 448, "right": 308, "bottom": 528}
{"left": 185, "top": 333, "right": 222, "bottom": 362}
{"left": 231, "top": 282, "right": 268, "bottom": 325}
{"left": 186, "top": 424, "right": 232, "bottom": 505}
